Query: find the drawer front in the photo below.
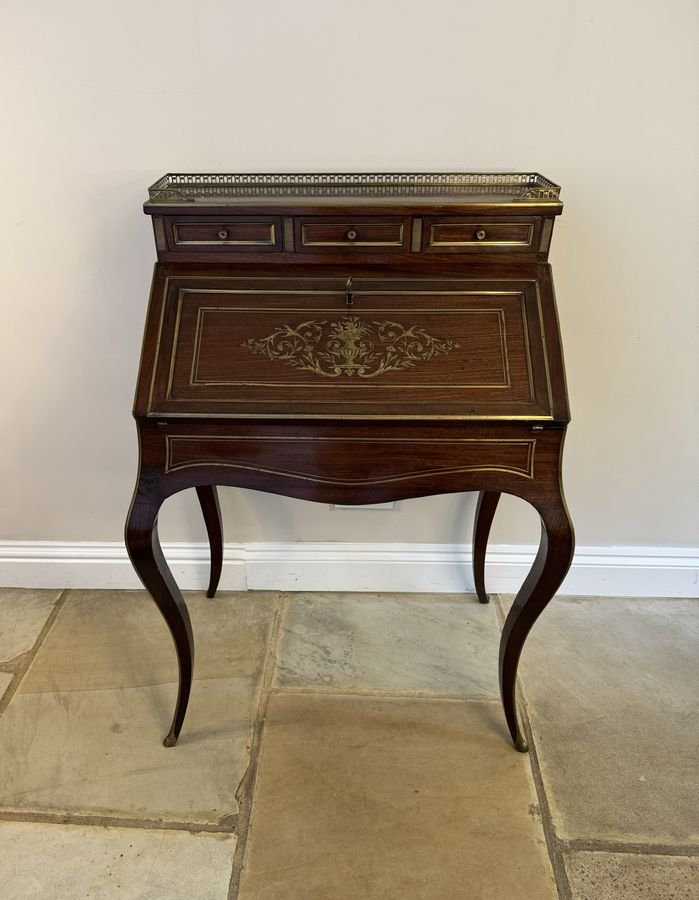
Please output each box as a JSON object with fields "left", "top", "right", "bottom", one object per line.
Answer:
{"left": 297, "top": 217, "right": 408, "bottom": 251}
{"left": 163, "top": 433, "right": 537, "bottom": 483}
{"left": 168, "top": 217, "right": 282, "bottom": 252}
{"left": 146, "top": 276, "right": 553, "bottom": 420}
{"left": 423, "top": 217, "right": 539, "bottom": 252}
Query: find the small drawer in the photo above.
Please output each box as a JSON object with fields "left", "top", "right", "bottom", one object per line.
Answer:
{"left": 168, "top": 217, "right": 282, "bottom": 252}
{"left": 423, "top": 217, "right": 539, "bottom": 252}
{"left": 297, "top": 217, "right": 408, "bottom": 251}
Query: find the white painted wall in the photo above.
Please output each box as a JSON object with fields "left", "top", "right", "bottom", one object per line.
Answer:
{"left": 1, "top": 0, "right": 698, "bottom": 556}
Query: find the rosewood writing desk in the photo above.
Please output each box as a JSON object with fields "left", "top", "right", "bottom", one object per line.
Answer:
{"left": 125, "top": 172, "right": 574, "bottom": 751}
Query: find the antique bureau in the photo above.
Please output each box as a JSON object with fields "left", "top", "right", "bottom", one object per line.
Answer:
{"left": 125, "top": 172, "right": 574, "bottom": 751}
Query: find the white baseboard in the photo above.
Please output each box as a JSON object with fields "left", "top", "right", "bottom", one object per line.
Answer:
{"left": 0, "top": 541, "right": 697, "bottom": 598}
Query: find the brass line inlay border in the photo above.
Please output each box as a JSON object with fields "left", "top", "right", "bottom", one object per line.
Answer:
{"left": 534, "top": 280, "right": 554, "bottom": 412}
{"left": 179, "top": 288, "right": 527, "bottom": 295}
{"left": 190, "top": 303, "right": 206, "bottom": 387}
{"left": 164, "top": 461, "right": 535, "bottom": 482}
{"left": 170, "top": 277, "right": 539, "bottom": 283}
{"left": 142, "top": 273, "right": 169, "bottom": 416}
{"left": 520, "top": 291, "right": 535, "bottom": 403}
{"left": 498, "top": 307, "right": 510, "bottom": 390}
{"left": 184, "top": 305, "right": 512, "bottom": 391}
{"left": 172, "top": 222, "right": 276, "bottom": 246}
{"left": 165, "top": 288, "right": 185, "bottom": 402}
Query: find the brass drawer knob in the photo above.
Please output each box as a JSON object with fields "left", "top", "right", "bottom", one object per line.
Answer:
{"left": 218, "top": 229, "right": 229, "bottom": 240}
{"left": 346, "top": 229, "right": 358, "bottom": 241}
{"left": 475, "top": 229, "right": 487, "bottom": 241}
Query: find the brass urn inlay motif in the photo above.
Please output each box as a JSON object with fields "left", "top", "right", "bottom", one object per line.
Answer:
{"left": 241, "top": 316, "right": 459, "bottom": 378}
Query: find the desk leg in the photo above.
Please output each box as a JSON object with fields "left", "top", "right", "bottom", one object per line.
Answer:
{"left": 195, "top": 486, "right": 223, "bottom": 598}
{"left": 125, "top": 473, "right": 194, "bottom": 748}
{"left": 499, "top": 499, "right": 574, "bottom": 752}
{"left": 473, "top": 491, "right": 501, "bottom": 604}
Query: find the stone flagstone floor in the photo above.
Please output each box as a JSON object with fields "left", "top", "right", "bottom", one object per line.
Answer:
{"left": 0, "top": 588, "right": 696, "bottom": 898}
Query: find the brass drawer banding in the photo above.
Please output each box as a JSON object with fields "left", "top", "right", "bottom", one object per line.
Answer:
{"left": 424, "top": 218, "right": 538, "bottom": 252}
{"left": 170, "top": 218, "right": 282, "bottom": 251}
{"left": 298, "top": 218, "right": 408, "bottom": 250}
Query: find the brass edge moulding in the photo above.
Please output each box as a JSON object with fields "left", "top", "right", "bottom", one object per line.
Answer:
{"left": 283, "top": 217, "right": 295, "bottom": 251}
{"left": 147, "top": 172, "right": 561, "bottom": 203}
{"left": 411, "top": 218, "right": 423, "bottom": 252}
{"left": 147, "top": 410, "right": 555, "bottom": 421}
{"left": 153, "top": 218, "right": 167, "bottom": 252}
{"left": 539, "top": 218, "right": 554, "bottom": 253}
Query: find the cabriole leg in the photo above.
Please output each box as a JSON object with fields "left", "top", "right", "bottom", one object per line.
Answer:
{"left": 125, "top": 471, "right": 194, "bottom": 747}
{"left": 499, "top": 499, "right": 574, "bottom": 752}
{"left": 472, "top": 491, "right": 501, "bottom": 604}
{"left": 195, "top": 485, "right": 223, "bottom": 598}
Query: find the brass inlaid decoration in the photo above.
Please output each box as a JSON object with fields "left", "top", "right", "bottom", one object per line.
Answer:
{"left": 241, "top": 315, "right": 459, "bottom": 379}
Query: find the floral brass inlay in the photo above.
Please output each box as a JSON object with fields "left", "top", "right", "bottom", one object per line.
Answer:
{"left": 241, "top": 316, "right": 459, "bottom": 378}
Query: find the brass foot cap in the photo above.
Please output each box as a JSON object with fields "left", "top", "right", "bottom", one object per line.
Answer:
{"left": 163, "top": 734, "right": 178, "bottom": 748}
{"left": 515, "top": 735, "right": 529, "bottom": 753}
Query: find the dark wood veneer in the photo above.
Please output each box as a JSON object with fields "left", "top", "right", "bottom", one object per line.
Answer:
{"left": 126, "top": 172, "right": 574, "bottom": 752}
